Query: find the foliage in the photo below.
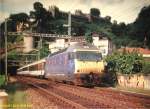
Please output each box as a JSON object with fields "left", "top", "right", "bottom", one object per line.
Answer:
{"left": 84, "top": 32, "right": 93, "bottom": 43}
{"left": 2, "top": 82, "right": 28, "bottom": 106}
{"left": 90, "top": 8, "right": 100, "bottom": 17}
{"left": 10, "top": 13, "right": 29, "bottom": 23}
{"left": 132, "top": 5, "right": 150, "bottom": 48}
{"left": 39, "top": 44, "right": 50, "bottom": 58}
{"left": 105, "top": 51, "right": 143, "bottom": 74}
{"left": 142, "top": 62, "right": 150, "bottom": 74}
{"left": 34, "top": 2, "right": 43, "bottom": 10}
{"left": 111, "top": 22, "right": 127, "bottom": 36}
{"left": 8, "top": 50, "right": 19, "bottom": 60}
{"left": 0, "top": 75, "right": 5, "bottom": 86}
{"left": 9, "top": 13, "right": 29, "bottom": 31}
{"left": 52, "top": 6, "right": 60, "bottom": 18}
{"left": 71, "top": 21, "right": 86, "bottom": 36}
{"left": 30, "top": 2, "right": 53, "bottom": 33}
{"left": 104, "top": 16, "right": 111, "bottom": 23}
{"left": 0, "top": 13, "right": 29, "bottom": 48}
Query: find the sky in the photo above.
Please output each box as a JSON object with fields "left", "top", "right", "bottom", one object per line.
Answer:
{"left": 0, "top": 0, "right": 150, "bottom": 24}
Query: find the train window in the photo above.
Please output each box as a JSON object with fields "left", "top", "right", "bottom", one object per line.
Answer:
{"left": 29, "top": 64, "right": 38, "bottom": 71}
{"left": 76, "top": 51, "right": 102, "bottom": 61}
{"left": 38, "top": 64, "right": 41, "bottom": 70}
{"left": 38, "top": 63, "right": 44, "bottom": 70}
{"left": 17, "top": 69, "right": 21, "bottom": 72}
{"left": 22, "top": 67, "right": 28, "bottom": 71}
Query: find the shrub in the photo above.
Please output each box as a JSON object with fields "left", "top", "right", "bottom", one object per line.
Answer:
{"left": 142, "top": 62, "right": 150, "bottom": 74}
{"left": 0, "top": 75, "right": 5, "bottom": 86}
{"left": 105, "top": 51, "right": 144, "bottom": 74}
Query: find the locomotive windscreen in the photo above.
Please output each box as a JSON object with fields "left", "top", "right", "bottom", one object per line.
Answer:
{"left": 75, "top": 51, "right": 102, "bottom": 61}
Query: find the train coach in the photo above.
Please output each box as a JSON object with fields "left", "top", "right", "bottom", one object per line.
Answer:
{"left": 17, "top": 42, "right": 105, "bottom": 86}
{"left": 17, "top": 58, "right": 45, "bottom": 77}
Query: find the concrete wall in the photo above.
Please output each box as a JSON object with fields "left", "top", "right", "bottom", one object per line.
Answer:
{"left": 117, "top": 74, "right": 150, "bottom": 90}
{"left": 23, "top": 36, "right": 33, "bottom": 53}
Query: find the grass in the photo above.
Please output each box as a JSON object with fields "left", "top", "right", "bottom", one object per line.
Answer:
{"left": 0, "top": 75, "right": 5, "bottom": 86}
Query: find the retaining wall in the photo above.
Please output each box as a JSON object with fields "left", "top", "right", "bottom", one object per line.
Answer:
{"left": 117, "top": 74, "right": 150, "bottom": 90}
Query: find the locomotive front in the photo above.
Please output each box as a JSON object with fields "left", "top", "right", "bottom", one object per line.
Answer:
{"left": 67, "top": 43, "right": 105, "bottom": 86}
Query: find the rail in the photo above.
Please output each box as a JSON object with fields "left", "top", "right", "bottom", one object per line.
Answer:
{"left": 17, "top": 76, "right": 87, "bottom": 109}
{"left": 17, "top": 76, "right": 150, "bottom": 109}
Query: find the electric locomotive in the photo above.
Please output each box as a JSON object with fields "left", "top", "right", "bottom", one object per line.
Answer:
{"left": 45, "top": 42, "right": 104, "bottom": 86}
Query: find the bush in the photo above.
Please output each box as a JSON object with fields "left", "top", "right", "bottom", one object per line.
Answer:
{"left": 0, "top": 75, "right": 5, "bottom": 86}
{"left": 142, "top": 62, "right": 150, "bottom": 74}
{"left": 105, "top": 51, "right": 144, "bottom": 74}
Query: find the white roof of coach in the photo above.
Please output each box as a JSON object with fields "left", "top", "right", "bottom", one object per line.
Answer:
{"left": 17, "top": 58, "right": 46, "bottom": 70}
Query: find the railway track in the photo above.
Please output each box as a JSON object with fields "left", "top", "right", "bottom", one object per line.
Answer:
{"left": 17, "top": 77, "right": 87, "bottom": 109}
{"left": 61, "top": 84, "right": 150, "bottom": 108}
{"left": 16, "top": 76, "right": 150, "bottom": 109}
{"left": 54, "top": 84, "right": 146, "bottom": 109}
{"left": 17, "top": 76, "right": 111, "bottom": 109}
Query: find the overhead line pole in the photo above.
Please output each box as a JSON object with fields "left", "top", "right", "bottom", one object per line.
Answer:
{"left": 4, "top": 18, "right": 8, "bottom": 84}
{"left": 63, "top": 11, "right": 72, "bottom": 45}
{"left": 68, "top": 11, "right": 71, "bottom": 36}
{"left": 68, "top": 11, "right": 72, "bottom": 45}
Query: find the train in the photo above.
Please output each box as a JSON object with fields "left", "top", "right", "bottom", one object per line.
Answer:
{"left": 17, "top": 42, "right": 105, "bottom": 86}
{"left": 17, "top": 58, "right": 45, "bottom": 76}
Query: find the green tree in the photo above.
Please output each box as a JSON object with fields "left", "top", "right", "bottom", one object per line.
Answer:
{"left": 30, "top": 2, "right": 53, "bottom": 33}
{"left": 0, "top": 13, "right": 29, "bottom": 48}
{"left": 104, "top": 16, "right": 111, "bottom": 23}
{"left": 52, "top": 6, "right": 60, "bottom": 18}
{"left": 10, "top": 13, "right": 29, "bottom": 23}
{"left": 34, "top": 2, "right": 43, "bottom": 10}
{"left": 90, "top": 8, "right": 100, "bottom": 17}
{"left": 40, "top": 43, "right": 50, "bottom": 58}
{"left": 133, "top": 5, "right": 150, "bottom": 48}
{"left": 84, "top": 32, "right": 93, "bottom": 43}
{"left": 111, "top": 22, "right": 127, "bottom": 36}
{"left": 72, "top": 21, "right": 86, "bottom": 36}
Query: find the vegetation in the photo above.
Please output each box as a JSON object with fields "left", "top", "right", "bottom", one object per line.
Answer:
{"left": 90, "top": 8, "right": 101, "bottom": 17}
{"left": 0, "top": 75, "right": 5, "bottom": 86}
{"left": 102, "top": 51, "right": 150, "bottom": 86}
{"left": 39, "top": 43, "right": 50, "bottom": 58}
{"left": 142, "top": 62, "right": 150, "bottom": 74}
{"left": 84, "top": 32, "right": 93, "bottom": 43}
{"left": 2, "top": 82, "right": 30, "bottom": 108}
{"left": 105, "top": 51, "right": 150, "bottom": 74}
{"left": 105, "top": 51, "right": 143, "bottom": 74}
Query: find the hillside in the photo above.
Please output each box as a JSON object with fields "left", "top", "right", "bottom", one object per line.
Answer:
{"left": 0, "top": 2, "right": 150, "bottom": 49}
